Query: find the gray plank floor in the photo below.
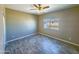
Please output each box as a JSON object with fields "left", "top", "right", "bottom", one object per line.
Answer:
{"left": 5, "top": 34, "right": 79, "bottom": 54}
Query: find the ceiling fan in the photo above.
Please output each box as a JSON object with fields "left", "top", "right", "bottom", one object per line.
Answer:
{"left": 30, "top": 4, "right": 49, "bottom": 11}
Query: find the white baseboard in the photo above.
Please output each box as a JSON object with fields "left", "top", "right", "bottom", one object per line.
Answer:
{"left": 6, "top": 33, "right": 37, "bottom": 44}
{"left": 6, "top": 32, "right": 79, "bottom": 47}
{"left": 39, "top": 32, "right": 79, "bottom": 47}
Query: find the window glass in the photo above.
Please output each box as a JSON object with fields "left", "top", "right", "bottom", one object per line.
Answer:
{"left": 44, "top": 16, "right": 59, "bottom": 30}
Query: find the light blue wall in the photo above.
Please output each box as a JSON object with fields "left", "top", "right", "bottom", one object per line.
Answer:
{"left": 5, "top": 9, "right": 37, "bottom": 42}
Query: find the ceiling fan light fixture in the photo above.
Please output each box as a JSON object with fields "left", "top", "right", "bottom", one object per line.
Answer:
{"left": 32, "top": 4, "right": 49, "bottom": 11}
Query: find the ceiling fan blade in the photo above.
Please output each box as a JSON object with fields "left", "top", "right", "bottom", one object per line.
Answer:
{"left": 43, "top": 6, "right": 49, "bottom": 9}
{"left": 30, "top": 9, "right": 36, "bottom": 10}
{"left": 33, "top": 4, "right": 38, "bottom": 8}
{"left": 38, "top": 4, "right": 41, "bottom": 7}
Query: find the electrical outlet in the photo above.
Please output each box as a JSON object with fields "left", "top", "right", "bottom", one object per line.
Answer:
{"left": 69, "top": 37, "right": 71, "bottom": 40}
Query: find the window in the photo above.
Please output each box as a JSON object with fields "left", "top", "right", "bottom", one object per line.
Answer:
{"left": 44, "top": 17, "right": 59, "bottom": 30}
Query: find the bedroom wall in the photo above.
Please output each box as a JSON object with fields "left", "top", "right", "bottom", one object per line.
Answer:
{"left": 0, "top": 5, "right": 5, "bottom": 53}
{"left": 38, "top": 6, "right": 79, "bottom": 45}
{"left": 5, "top": 8, "right": 38, "bottom": 42}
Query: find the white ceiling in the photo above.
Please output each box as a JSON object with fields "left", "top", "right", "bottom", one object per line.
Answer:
{"left": 5, "top": 4, "right": 76, "bottom": 15}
